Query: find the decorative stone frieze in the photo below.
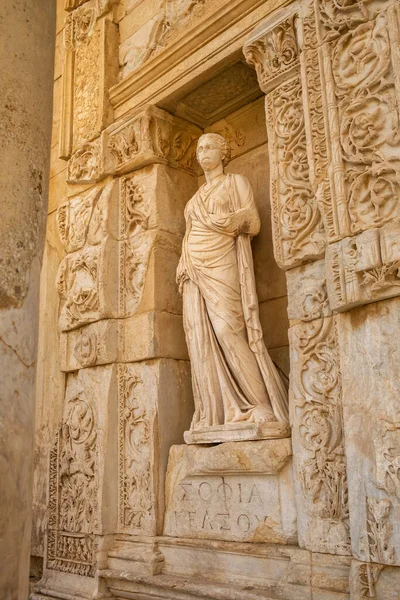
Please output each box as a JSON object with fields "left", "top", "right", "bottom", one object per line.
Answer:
{"left": 104, "top": 105, "right": 202, "bottom": 176}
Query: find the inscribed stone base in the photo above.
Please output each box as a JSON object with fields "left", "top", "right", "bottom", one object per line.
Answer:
{"left": 184, "top": 421, "right": 290, "bottom": 444}
{"left": 163, "top": 439, "right": 297, "bottom": 544}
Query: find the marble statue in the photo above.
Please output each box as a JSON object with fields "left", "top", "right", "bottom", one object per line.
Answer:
{"left": 177, "top": 133, "right": 289, "bottom": 443}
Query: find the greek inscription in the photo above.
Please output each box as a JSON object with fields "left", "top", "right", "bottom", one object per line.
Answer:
{"left": 237, "top": 514, "right": 251, "bottom": 533}
{"left": 179, "top": 482, "right": 193, "bottom": 501}
{"left": 198, "top": 481, "right": 212, "bottom": 502}
{"left": 248, "top": 484, "right": 263, "bottom": 504}
{"left": 201, "top": 510, "right": 214, "bottom": 530}
{"left": 217, "top": 513, "right": 231, "bottom": 531}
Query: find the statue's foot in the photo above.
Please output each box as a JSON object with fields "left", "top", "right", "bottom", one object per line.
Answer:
{"left": 251, "top": 406, "right": 275, "bottom": 423}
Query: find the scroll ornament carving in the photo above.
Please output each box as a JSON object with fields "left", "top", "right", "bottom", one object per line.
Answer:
{"left": 318, "top": 0, "right": 393, "bottom": 41}
{"left": 294, "top": 318, "right": 350, "bottom": 548}
{"left": 47, "top": 395, "right": 98, "bottom": 576}
{"left": 244, "top": 16, "right": 299, "bottom": 91}
{"left": 118, "top": 365, "right": 154, "bottom": 533}
{"left": 64, "top": 6, "right": 97, "bottom": 51}
{"left": 120, "top": 176, "right": 151, "bottom": 315}
{"left": 348, "top": 166, "right": 400, "bottom": 233}
{"left": 267, "top": 76, "right": 325, "bottom": 268}
{"left": 375, "top": 420, "right": 400, "bottom": 500}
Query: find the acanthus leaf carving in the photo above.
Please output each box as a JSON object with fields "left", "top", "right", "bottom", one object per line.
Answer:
{"left": 244, "top": 15, "right": 299, "bottom": 93}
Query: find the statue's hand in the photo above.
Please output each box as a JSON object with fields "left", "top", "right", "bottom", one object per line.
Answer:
{"left": 176, "top": 257, "right": 189, "bottom": 294}
{"left": 214, "top": 209, "right": 250, "bottom": 234}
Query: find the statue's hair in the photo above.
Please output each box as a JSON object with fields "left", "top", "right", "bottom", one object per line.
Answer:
{"left": 196, "top": 133, "right": 232, "bottom": 166}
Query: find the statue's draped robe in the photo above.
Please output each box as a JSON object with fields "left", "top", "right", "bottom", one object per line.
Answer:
{"left": 178, "top": 173, "right": 289, "bottom": 430}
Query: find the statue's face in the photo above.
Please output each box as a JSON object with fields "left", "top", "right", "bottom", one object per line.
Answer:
{"left": 197, "top": 137, "right": 222, "bottom": 171}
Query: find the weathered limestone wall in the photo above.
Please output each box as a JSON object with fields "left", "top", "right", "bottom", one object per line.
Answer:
{"left": 0, "top": 1, "right": 55, "bottom": 599}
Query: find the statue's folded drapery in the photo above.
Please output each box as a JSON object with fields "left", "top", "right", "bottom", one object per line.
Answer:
{"left": 177, "top": 173, "right": 289, "bottom": 430}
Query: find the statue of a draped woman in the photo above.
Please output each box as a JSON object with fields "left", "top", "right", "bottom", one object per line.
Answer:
{"left": 177, "top": 133, "right": 289, "bottom": 444}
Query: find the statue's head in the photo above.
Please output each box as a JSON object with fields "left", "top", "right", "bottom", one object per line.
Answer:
{"left": 196, "top": 133, "right": 231, "bottom": 171}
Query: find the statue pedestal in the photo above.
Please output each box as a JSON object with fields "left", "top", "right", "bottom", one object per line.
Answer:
{"left": 163, "top": 439, "right": 297, "bottom": 544}
{"left": 184, "top": 421, "right": 290, "bottom": 444}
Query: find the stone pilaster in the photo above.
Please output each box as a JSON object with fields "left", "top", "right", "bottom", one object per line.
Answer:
{"left": 35, "top": 104, "right": 199, "bottom": 598}
{"left": 245, "top": 0, "right": 400, "bottom": 578}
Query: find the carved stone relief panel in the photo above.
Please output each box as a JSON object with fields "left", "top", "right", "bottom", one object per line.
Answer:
{"left": 118, "top": 362, "right": 157, "bottom": 535}
{"left": 118, "top": 360, "right": 193, "bottom": 537}
{"left": 47, "top": 365, "right": 117, "bottom": 577}
{"left": 315, "top": 0, "right": 395, "bottom": 44}
{"left": 324, "top": 5, "right": 400, "bottom": 241}
{"left": 104, "top": 105, "right": 202, "bottom": 177}
{"left": 326, "top": 223, "right": 400, "bottom": 312}
{"left": 67, "top": 138, "right": 104, "bottom": 183}
{"left": 60, "top": 319, "right": 119, "bottom": 371}
{"left": 56, "top": 182, "right": 119, "bottom": 331}
{"left": 119, "top": 0, "right": 209, "bottom": 79}
{"left": 289, "top": 315, "right": 351, "bottom": 555}
{"left": 60, "top": 1, "right": 118, "bottom": 159}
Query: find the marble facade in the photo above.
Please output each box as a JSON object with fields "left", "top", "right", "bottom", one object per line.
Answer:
{"left": 24, "top": 0, "right": 400, "bottom": 599}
